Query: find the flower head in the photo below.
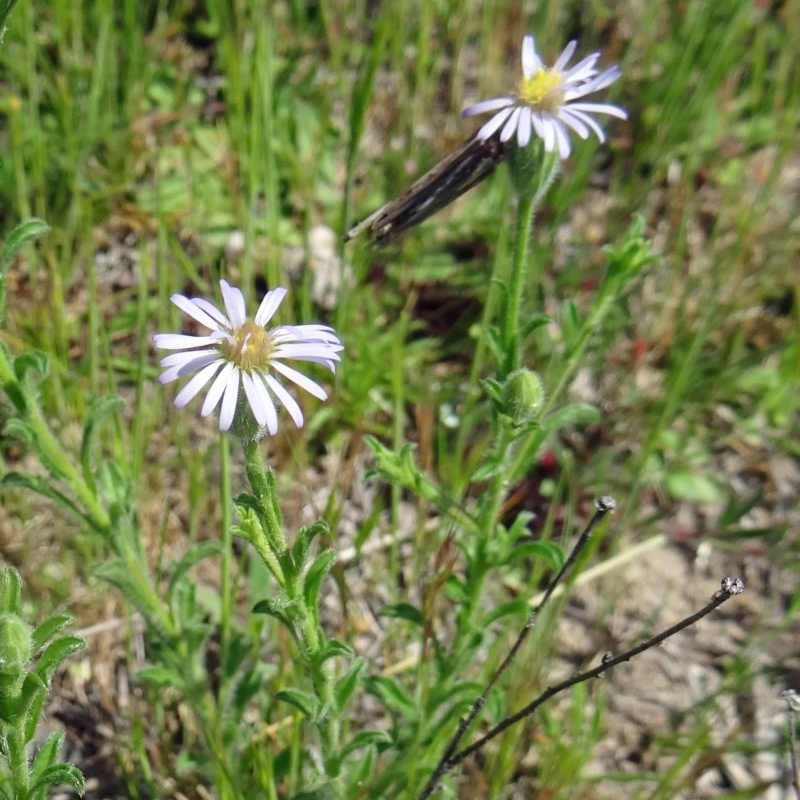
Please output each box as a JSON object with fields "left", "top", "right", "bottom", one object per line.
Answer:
{"left": 462, "top": 35, "right": 626, "bottom": 159}
{"left": 154, "top": 280, "right": 343, "bottom": 434}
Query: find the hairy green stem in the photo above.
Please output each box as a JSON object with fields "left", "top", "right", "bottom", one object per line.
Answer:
{"left": 6, "top": 727, "right": 29, "bottom": 797}
{"left": 502, "top": 190, "right": 537, "bottom": 376}
{"left": 240, "top": 434, "right": 341, "bottom": 794}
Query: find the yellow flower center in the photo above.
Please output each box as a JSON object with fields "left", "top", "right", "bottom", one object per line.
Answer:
{"left": 220, "top": 322, "right": 273, "bottom": 371}
{"left": 518, "top": 69, "right": 565, "bottom": 112}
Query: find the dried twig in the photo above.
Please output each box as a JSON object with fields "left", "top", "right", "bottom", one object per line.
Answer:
{"left": 783, "top": 689, "right": 800, "bottom": 800}
{"left": 415, "top": 496, "right": 617, "bottom": 800}
{"left": 416, "top": 551, "right": 745, "bottom": 799}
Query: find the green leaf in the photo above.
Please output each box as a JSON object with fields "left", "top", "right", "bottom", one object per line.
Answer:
{"left": 94, "top": 560, "right": 149, "bottom": 613}
{"left": 220, "top": 630, "right": 251, "bottom": 682}
{"left": 482, "top": 378, "right": 503, "bottom": 405}
{"left": 31, "top": 614, "right": 74, "bottom": 653}
{"left": 334, "top": 657, "right": 366, "bottom": 713}
{"left": 364, "top": 437, "right": 448, "bottom": 508}
{"left": 721, "top": 525, "right": 787, "bottom": 543}
{"left": 346, "top": 5, "right": 387, "bottom": 146}
{"left": 507, "top": 540, "right": 565, "bottom": 571}
{"left": 603, "top": 215, "right": 659, "bottom": 287}
{"left": 378, "top": 603, "right": 425, "bottom": 627}
{"left": 291, "top": 521, "right": 329, "bottom": 573}
{"left": 137, "top": 665, "right": 188, "bottom": 691}
{"left": 302, "top": 549, "right": 338, "bottom": 611}
{"left": 99, "top": 461, "right": 133, "bottom": 521}
{"left": 289, "top": 783, "right": 340, "bottom": 800}
{"left": 511, "top": 403, "right": 600, "bottom": 483}
{"left": 232, "top": 662, "right": 278, "bottom": 714}
{"left": 29, "top": 763, "right": 86, "bottom": 796}
{"left": 80, "top": 397, "right": 125, "bottom": 489}
{"left": 0, "top": 370, "right": 26, "bottom": 414}
{"left": 21, "top": 674, "right": 48, "bottom": 744}
{"left": 275, "top": 688, "right": 317, "bottom": 718}
{"left": 252, "top": 596, "right": 300, "bottom": 641}
{"left": 232, "top": 492, "right": 260, "bottom": 516}
{"left": 485, "top": 322, "right": 505, "bottom": 366}
{"left": 317, "top": 638, "right": 355, "bottom": 664}
{"left": 339, "top": 729, "right": 393, "bottom": 759}
{"left": 520, "top": 312, "right": 551, "bottom": 339}
{"left": 542, "top": 403, "right": 602, "bottom": 433}
{"left": 443, "top": 575, "right": 468, "bottom": 603}
{"left": 561, "top": 299, "right": 582, "bottom": 342}
{"left": 173, "top": 577, "right": 199, "bottom": 629}
{"left": 167, "top": 541, "right": 224, "bottom": 608}
{"left": 2, "top": 419, "right": 36, "bottom": 446}
{"left": 364, "top": 436, "right": 416, "bottom": 484}
{"left": 13, "top": 350, "right": 50, "bottom": 384}
{"left": 665, "top": 471, "right": 724, "bottom": 503}
{"left": 471, "top": 452, "right": 503, "bottom": 481}
{"left": 0, "top": 567, "right": 22, "bottom": 613}
{"left": 0, "top": 472, "right": 89, "bottom": 526}
{"left": 363, "top": 675, "right": 417, "bottom": 717}
{"left": 481, "top": 599, "right": 530, "bottom": 626}
{"left": 0, "top": 218, "right": 49, "bottom": 275}
{"left": 29, "top": 730, "right": 61, "bottom": 780}
{"left": 32, "top": 635, "right": 85, "bottom": 686}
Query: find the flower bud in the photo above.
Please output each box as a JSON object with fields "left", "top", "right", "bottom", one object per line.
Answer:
{"left": 502, "top": 368, "right": 545, "bottom": 424}
{"left": 0, "top": 612, "right": 33, "bottom": 699}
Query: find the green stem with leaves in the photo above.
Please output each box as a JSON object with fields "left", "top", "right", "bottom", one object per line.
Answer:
{"left": 0, "top": 345, "right": 111, "bottom": 533}
{"left": 240, "top": 435, "right": 342, "bottom": 792}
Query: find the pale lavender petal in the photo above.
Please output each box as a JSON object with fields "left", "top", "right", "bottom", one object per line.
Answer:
{"left": 521, "top": 35, "right": 537, "bottom": 75}
{"left": 158, "top": 349, "right": 214, "bottom": 370}
{"left": 567, "top": 101, "right": 628, "bottom": 119}
{"left": 530, "top": 112, "right": 547, "bottom": 140}
{"left": 272, "top": 324, "right": 341, "bottom": 346}
{"left": 462, "top": 96, "right": 514, "bottom": 118}
{"left": 516, "top": 108, "right": 532, "bottom": 147}
{"left": 171, "top": 294, "right": 226, "bottom": 331}
{"left": 558, "top": 107, "right": 604, "bottom": 140}
{"left": 241, "top": 371, "right": 267, "bottom": 426}
{"left": 577, "top": 66, "right": 622, "bottom": 94}
{"left": 273, "top": 342, "right": 342, "bottom": 361}
{"left": 556, "top": 108, "right": 592, "bottom": 140}
{"left": 552, "top": 40, "right": 578, "bottom": 73}
{"left": 173, "top": 361, "right": 224, "bottom": 406}
{"left": 299, "top": 357, "right": 337, "bottom": 371}
{"left": 153, "top": 333, "right": 221, "bottom": 350}
{"left": 265, "top": 373, "right": 304, "bottom": 428}
{"left": 563, "top": 52, "right": 600, "bottom": 84}
{"left": 220, "top": 280, "right": 247, "bottom": 328}
{"left": 291, "top": 323, "right": 341, "bottom": 341}
{"left": 159, "top": 352, "right": 222, "bottom": 383}
{"left": 270, "top": 360, "right": 329, "bottom": 401}
{"left": 243, "top": 372, "right": 278, "bottom": 434}
{"left": 477, "top": 106, "right": 515, "bottom": 140}
{"left": 552, "top": 121, "right": 572, "bottom": 159}
{"left": 254, "top": 287, "right": 288, "bottom": 327}
{"left": 200, "top": 362, "right": 236, "bottom": 417}
{"left": 190, "top": 297, "right": 230, "bottom": 328}
{"left": 218, "top": 369, "right": 241, "bottom": 431}
{"left": 535, "top": 114, "right": 557, "bottom": 153}
{"left": 500, "top": 106, "right": 522, "bottom": 142}
{"left": 242, "top": 372, "right": 278, "bottom": 436}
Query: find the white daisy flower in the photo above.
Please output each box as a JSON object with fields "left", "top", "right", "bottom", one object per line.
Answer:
{"left": 153, "top": 280, "right": 343, "bottom": 433}
{"left": 462, "top": 35, "right": 627, "bottom": 159}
